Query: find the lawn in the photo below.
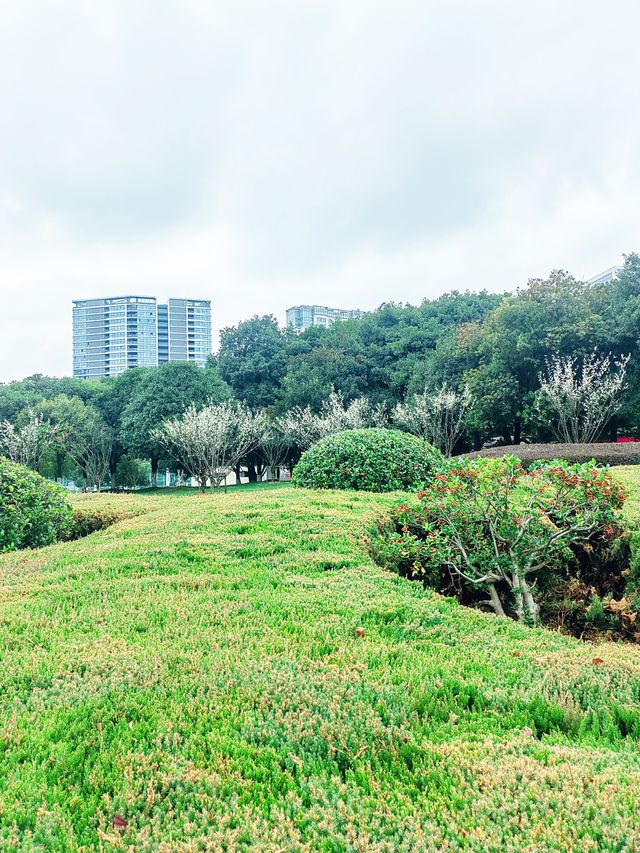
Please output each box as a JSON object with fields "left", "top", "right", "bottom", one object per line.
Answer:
{"left": 1, "top": 472, "right": 640, "bottom": 850}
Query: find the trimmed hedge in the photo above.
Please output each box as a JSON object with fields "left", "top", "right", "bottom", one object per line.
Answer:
{"left": 462, "top": 442, "right": 640, "bottom": 467}
{"left": 292, "top": 428, "right": 443, "bottom": 492}
{"left": 0, "top": 458, "right": 74, "bottom": 552}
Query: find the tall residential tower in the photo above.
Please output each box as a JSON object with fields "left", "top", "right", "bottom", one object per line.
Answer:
{"left": 72, "top": 295, "right": 212, "bottom": 378}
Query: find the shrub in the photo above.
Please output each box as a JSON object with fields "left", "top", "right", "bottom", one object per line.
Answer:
{"left": 463, "top": 442, "right": 640, "bottom": 467}
{"left": 373, "top": 456, "right": 628, "bottom": 628}
{"left": 0, "top": 457, "right": 74, "bottom": 552}
{"left": 292, "top": 428, "right": 443, "bottom": 492}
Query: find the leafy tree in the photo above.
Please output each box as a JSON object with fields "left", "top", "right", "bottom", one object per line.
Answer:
{"left": 120, "top": 362, "right": 231, "bottom": 483}
{"left": 218, "top": 316, "right": 288, "bottom": 408}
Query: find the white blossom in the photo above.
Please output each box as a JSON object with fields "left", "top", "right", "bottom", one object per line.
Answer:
{"left": 393, "top": 383, "right": 472, "bottom": 457}
{"left": 153, "top": 401, "right": 264, "bottom": 490}
{"left": 537, "top": 351, "right": 629, "bottom": 444}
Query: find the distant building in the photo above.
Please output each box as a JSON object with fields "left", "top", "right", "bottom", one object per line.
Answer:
{"left": 587, "top": 266, "right": 622, "bottom": 286}
{"left": 160, "top": 298, "right": 212, "bottom": 367}
{"left": 73, "top": 295, "right": 212, "bottom": 378}
{"left": 286, "top": 304, "right": 364, "bottom": 333}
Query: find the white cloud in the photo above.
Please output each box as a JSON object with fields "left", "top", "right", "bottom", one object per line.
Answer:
{"left": 1, "top": 0, "right": 639, "bottom": 381}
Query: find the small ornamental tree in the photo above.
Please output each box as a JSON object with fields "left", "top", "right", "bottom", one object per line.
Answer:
{"left": 281, "top": 390, "right": 386, "bottom": 453}
{"left": 257, "top": 419, "right": 290, "bottom": 480}
{"left": 0, "top": 411, "right": 53, "bottom": 471}
{"left": 381, "top": 456, "right": 626, "bottom": 624}
{"left": 153, "top": 402, "right": 264, "bottom": 491}
{"left": 537, "top": 351, "right": 629, "bottom": 444}
{"left": 393, "top": 383, "right": 472, "bottom": 457}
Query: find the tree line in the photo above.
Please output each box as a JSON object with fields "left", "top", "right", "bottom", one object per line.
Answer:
{"left": 1, "top": 254, "right": 639, "bottom": 488}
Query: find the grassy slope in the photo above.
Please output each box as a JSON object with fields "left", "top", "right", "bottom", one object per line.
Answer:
{"left": 1, "top": 475, "right": 640, "bottom": 850}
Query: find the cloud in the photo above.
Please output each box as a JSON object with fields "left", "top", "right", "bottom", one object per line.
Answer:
{"left": 1, "top": 0, "right": 639, "bottom": 380}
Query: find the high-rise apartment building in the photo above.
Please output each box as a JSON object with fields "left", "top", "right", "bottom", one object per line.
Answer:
{"left": 161, "top": 298, "right": 212, "bottom": 365}
{"left": 285, "top": 304, "right": 364, "bottom": 333}
{"left": 72, "top": 295, "right": 212, "bottom": 378}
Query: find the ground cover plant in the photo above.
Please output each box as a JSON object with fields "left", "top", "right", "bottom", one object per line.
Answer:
{"left": 292, "top": 427, "right": 443, "bottom": 492}
{"left": 0, "top": 475, "right": 640, "bottom": 848}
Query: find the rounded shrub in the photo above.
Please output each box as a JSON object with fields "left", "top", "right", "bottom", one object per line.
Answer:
{"left": 0, "top": 458, "right": 74, "bottom": 552}
{"left": 292, "top": 428, "right": 443, "bottom": 492}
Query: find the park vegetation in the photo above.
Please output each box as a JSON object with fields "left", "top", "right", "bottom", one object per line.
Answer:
{"left": 1, "top": 254, "right": 640, "bottom": 489}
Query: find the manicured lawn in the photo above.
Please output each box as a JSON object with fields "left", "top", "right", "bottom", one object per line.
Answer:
{"left": 1, "top": 473, "right": 640, "bottom": 850}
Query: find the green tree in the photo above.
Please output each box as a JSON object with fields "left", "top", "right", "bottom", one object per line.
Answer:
{"left": 120, "top": 362, "right": 231, "bottom": 484}
{"left": 218, "top": 316, "right": 288, "bottom": 409}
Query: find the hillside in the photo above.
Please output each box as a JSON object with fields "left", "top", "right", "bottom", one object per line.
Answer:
{"left": 1, "top": 476, "right": 640, "bottom": 850}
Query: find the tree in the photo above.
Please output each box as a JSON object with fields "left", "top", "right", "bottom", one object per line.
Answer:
{"left": 462, "top": 272, "right": 605, "bottom": 445}
{"left": 218, "top": 316, "right": 288, "bottom": 409}
{"left": 153, "top": 402, "right": 265, "bottom": 491}
{"left": 393, "top": 383, "right": 472, "bottom": 457}
{"left": 120, "top": 362, "right": 231, "bottom": 484}
{"left": 34, "top": 395, "right": 112, "bottom": 490}
{"left": 537, "top": 351, "right": 629, "bottom": 443}
{"left": 280, "top": 389, "right": 386, "bottom": 453}
{"left": 0, "top": 411, "right": 53, "bottom": 470}
{"left": 257, "top": 420, "right": 290, "bottom": 480}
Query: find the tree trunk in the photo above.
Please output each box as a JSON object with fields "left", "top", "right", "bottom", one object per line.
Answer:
{"left": 234, "top": 463, "right": 242, "bottom": 485}
{"left": 247, "top": 463, "right": 258, "bottom": 483}
{"left": 513, "top": 418, "right": 522, "bottom": 445}
{"left": 151, "top": 456, "right": 159, "bottom": 488}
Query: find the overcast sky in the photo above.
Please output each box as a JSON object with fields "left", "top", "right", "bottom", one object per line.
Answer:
{"left": 1, "top": 0, "right": 639, "bottom": 382}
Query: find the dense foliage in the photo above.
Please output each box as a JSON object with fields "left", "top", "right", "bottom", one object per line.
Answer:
{"left": 1, "top": 254, "right": 640, "bottom": 488}
{"left": 374, "top": 456, "right": 629, "bottom": 630}
{"left": 292, "top": 428, "right": 443, "bottom": 492}
{"left": 0, "top": 457, "right": 73, "bottom": 551}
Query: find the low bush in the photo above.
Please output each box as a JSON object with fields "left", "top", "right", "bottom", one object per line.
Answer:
{"left": 463, "top": 442, "right": 640, "bottom": 467}
{"left": 372, "top": 456, "right": 635, "bottom": 636}
{"left": 0, "top": 457, "right": 74, "bottom": 552}
{"left": 68, "top": 507, "right": 124, "bottom": 539}
{"left": 292, "top": 428, "right": 443, "bottom": 492}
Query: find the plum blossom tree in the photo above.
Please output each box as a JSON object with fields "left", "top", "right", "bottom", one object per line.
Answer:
{"left": 537, "top": 352, "right": 630, "bottom": 444}
{"left": 393, "top": 383, "right": 472, "bottom": 457}
{"left": 153, "top": 402, "right": 265, "bottom": 491}
{"left": 281, "top": 389, "right": 386, "bottom": 452}
{"left": 0, "top": 411, "right": 53, "bottom": 471}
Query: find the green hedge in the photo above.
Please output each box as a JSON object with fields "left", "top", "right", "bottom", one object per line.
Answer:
{"left": 0, "top": 458, "right": 74, "bottom": 552}
{"left": 463, "top": 442, "right": 640, "bottom": 467}
{"left": 292, "top": 428, "right": 443, "bottom": 492}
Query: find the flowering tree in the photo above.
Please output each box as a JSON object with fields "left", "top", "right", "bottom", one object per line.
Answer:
{"left": 281, "top": 389, "right": 386, "bottom": 452}
{"left": 537, "top": 352, "right": 629, "bottom": 444}
{"left": 393, "top": 383, "right": 472, "bottom": 457}
{"left": 386, "top": 457, "right": 626, "bottom": 624}
{"left": 257, "top": 419, "right": 290, "bottom": 480}
{"left": 0, "top": 411, "right": 53, "bottom": 471}
{"left": 153, "top": 402, "right": 264, "bottom": 491}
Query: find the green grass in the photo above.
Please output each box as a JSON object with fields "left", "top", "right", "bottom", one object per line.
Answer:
{"left": 1, "top": 472, "right": 640, "bottom": 850}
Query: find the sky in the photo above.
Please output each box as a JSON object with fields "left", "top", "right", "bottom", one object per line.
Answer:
{"left": 1, "top": 0, "right": 639, "bottom": 382}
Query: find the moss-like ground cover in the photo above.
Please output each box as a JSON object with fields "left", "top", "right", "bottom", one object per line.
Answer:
{"left": 1, "top": 474, "right": 640, "bottom": 850}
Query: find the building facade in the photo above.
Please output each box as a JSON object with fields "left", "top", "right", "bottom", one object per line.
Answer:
{"left": 285, "top": 304, "right": 363, "bottom": 333}
{"left": 73, "top": 295, "right": 212, "bottom": 378}
{"left": 587, "top": 266, "right": 622, "bottom": 286}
